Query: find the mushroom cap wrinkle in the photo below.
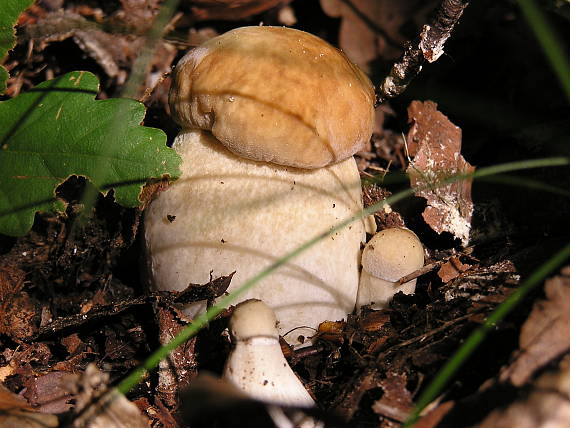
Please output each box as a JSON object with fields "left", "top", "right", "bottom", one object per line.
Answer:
{"left": 145, "top": 130, "right": 366, "bottom": 343}
{"left": 169, "top": 26, "right": 375, "bottom": 169}
{"left": 356, "top": 228, "right": 424, "bottom": 311}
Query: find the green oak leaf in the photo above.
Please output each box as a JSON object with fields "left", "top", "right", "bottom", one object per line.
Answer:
{"left": 0, "top": 71, "right": 181, "bottom": 236}
{"left": 0, "top": 0, "right": 34, "bottom": 93}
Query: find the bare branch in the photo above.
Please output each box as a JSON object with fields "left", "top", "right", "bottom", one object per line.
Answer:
{"left": 377, "top": 0, "right": 470, "bottom": 105}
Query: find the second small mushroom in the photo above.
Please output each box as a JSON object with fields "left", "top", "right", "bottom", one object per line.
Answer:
{"left": 356, "top": 228, "right": 425, "bottom": 311}
{"left": 224, "top": 299, "right": 319, "bottom": 428}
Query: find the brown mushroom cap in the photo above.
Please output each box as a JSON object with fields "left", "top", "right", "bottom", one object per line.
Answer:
{"left": 169, "top": 26, "right": 375, "bottom": 168}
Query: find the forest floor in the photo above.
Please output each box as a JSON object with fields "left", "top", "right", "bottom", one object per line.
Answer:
{"left": 1, "top": 1, "right": 569, "bottom": 427}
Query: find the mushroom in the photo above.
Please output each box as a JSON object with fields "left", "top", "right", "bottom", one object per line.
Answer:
{"left": 224, "top": 299, "right": 318, "bottom": 428}
{"left": 144, "top": 26, "right": 375, "bottom": 344}
{"left": 356, "top": 228, "right": 424, "bottom": 311}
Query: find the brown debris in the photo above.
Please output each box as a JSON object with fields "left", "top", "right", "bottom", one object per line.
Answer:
{"left": 173, "top": 272, "right": 234, "bottom": 305}
{"left": 415, "top": 401, "right": 456, "bottom": 428}
{"left": 478, "top": 358, "right": 570, "bottom": 428}
{"left": 437, "top": 256, "right": 472, "bottom": 283}
{"left": 22, "top": 371, "right": 78, "bottom": 413}
{"left": 155, "top": 304, "right": 199, "bottom": 407}
{"left": 319, "top": 0, "right": 436, "bottom": 71}
{"left": 0, "top": 267, "right": 40, "bottom": 340}
{"left": 70, "top": 364, "right": 148, "bottom": 428}
{"left": 500, "top": 267, "right": 570, "bottom": 387}
{"left": 406, "top": 100, "right": 475, "bottom": 246}
{"left": 189, "top": 0, "right": 290, "bottom": 22}
{"left": 362, "top": 183, "right": 405, "bottom": 230}
{"left": 23, "top": 8, "right": 177, "bottom": 96}
{"left": 332, "top": 369, "right": 379, "bottom": 422}
{"left": 373, "top": 371, "right": 414, "bottom": 422}
{"left": 0, "top": 384, "right": 59, "bottom": 428}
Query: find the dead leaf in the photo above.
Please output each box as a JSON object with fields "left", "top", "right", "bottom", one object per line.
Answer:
{"left": 437, "top": 256, "right": 471, "bottom": 283}
{"left": 61, "top": 333, "right": 84, "bottom": 355}
{"left": 23, "top": 371, "right": 78, "bottom": 414}
{"left": 500, "top": 268, "right": 570, "bottom": 386}
{"left": 156, "top": 305, "right": 199, "bottom": 407}
{"left": 26, "top": 10, "right": 177, "bottom": 93}
{"left": 71, "top": 364, "right": 148, "bottom": 428}
{"left": 406, "top": 100, "right": 475, "bottom": 246}
{"left": 478, "top": 360, "right": 570, "bottom": 428}
{"left": 0, "top": 384, "right": 59, "bottom": 428}
{"left": 109, "top": 0, "right": 162, "bottom": 34}
{"left": 189, "top": 0, "right": 290, "bottom": 21}
{"left": 320, "top": 0, "right": 437, "bottom": 70}
{"left": 373, "top": 371, "right": 414, "bottom": 422}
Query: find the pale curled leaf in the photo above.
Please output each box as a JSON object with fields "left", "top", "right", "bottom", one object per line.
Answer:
{"left": 406, "top": 100, "right": 475, "bottom": 246}
{"left": 0, "top": 71, "right": 181, "bottom": 237}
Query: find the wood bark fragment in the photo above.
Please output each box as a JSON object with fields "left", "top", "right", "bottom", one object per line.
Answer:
{"left": 377, "top": 0, "right": 470, "bottom": 104}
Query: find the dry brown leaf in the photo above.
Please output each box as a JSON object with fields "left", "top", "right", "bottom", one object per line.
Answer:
{"left": 500, "top": 267, "right": 570, "bottom": 387}
{"left": 23, "top": 371, "right": 78, "bottom": 414}
{"left": 414, "top": 401, "right": 456, "bottom": 428}
{"left": 478, "top": 360, "right": 570, "bottom": 428}
{"left": 406, "top": 100, "right": 475, "bottom": 246}
{"left": 437, "top": 256, "right": 471, "bottom": 283}
{"left": 26, "top": 10, "right": 177, "bottom": 93}
{"left": 71, "top": 364, "right": 148, "bottom": 428}
{"left": 189, "top": 0, "right": 290, "bottom": 21}
{"left": 0, "top": 384, "right": 59, "bottom": 428}
{"left": 372, "top": 371, "right": 414, "bottom": 422}
{"left": 320, "top": 0, "right": 437, "bottom": 70}
{"left": 156, "top": 305, "right": 199, "bottom": 407}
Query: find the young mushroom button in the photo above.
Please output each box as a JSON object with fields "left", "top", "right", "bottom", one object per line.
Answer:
{"left": 224, "top": 300, "right": 319, "bottom": 428}
{"left": 144, "top": 26, "right": 376, "bottom": 345}
{"left": 356, "top": 228, "right": 425, "bottom": 311}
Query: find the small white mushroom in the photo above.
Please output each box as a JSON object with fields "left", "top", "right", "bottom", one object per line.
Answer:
{"left": 224, "top": 299, "right": 318, "bottom": 427}
{"left": 356, "top": 228, "right": 424, "bottom": 311}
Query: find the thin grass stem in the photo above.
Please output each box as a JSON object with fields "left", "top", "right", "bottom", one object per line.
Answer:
{"left": 517, "top": 0, "right": 570, "bottom": 101}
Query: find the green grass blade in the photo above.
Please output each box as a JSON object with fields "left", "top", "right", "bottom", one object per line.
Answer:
{"left": 517, "top": 0, "right": 570, "bottom": 101}
{"left": 403, "top": 242, "right": 570, "bottom": 427}
{"left": 477, "top": 174, "right": 570, "bottom": 198}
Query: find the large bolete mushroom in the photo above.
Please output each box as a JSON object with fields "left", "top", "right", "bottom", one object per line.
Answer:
{"left": 145, "top": 26, "right": 375, "bottom": 343}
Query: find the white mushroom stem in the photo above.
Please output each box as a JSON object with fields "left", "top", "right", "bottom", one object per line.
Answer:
{"left": 356, "top": 228, "right": 425, "bottom": 311}
{"left": 224, "top": 300, "right": 319, "bottom": 428}
{"left": 145, "top": 130, "right": 365, "bottom": 344}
